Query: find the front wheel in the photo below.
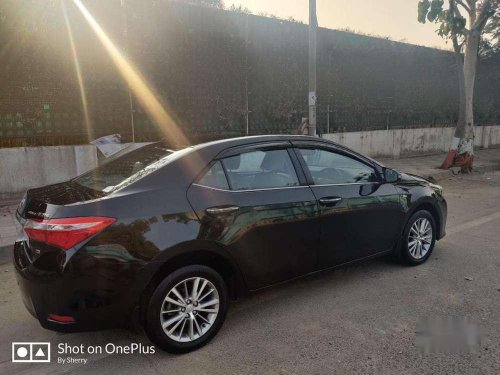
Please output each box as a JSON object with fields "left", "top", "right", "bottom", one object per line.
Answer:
{"left": 398, "top": 210, "right": 436, "bottom": 265}
{"left": 145, "top": 265, "right": 229, "bottom": 353}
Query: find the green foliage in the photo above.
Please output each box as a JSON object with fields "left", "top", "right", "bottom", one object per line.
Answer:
{"left": 418, "top": 0, "right": 466, "bottom": 40}
{"left": 418, "top": 0, "right": 430, "bottom": 23}
{"left": 228, "top": 4, "right": 252, "bottom": 14}
{"left": 1, "top": 0, "right": 499, "bottom": 148}
{"left": 429, "top": 0, "right": 444, "bottom": 22}
{"left": 175, "top": 0, "right": 224, "bottom": 9}
{"left": 482, "top": 11, "right": 500, "bottom": 56}
{"left": 419, "top": 0, "right": 500, "bottom": 56}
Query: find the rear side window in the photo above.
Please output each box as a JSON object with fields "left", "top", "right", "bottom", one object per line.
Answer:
{"left": 298, "top": 148, "right": 378, "bottom": 185}
{"left": 221, "top": 149, "right": 299, "bottom": 190}
{"left": 197, "top": 161, "right": 229, "bottom": 190}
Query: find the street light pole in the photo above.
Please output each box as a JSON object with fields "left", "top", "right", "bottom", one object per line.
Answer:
{"left": 308, "top": 0, "right": 317, "bottom": 136}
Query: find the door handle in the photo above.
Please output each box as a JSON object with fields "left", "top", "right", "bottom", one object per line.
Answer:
{"left": 319, "top": 197, "right": 343, "bottom": 206}
{"left": 206, "top": 206, "right": 240, "bottom": 215}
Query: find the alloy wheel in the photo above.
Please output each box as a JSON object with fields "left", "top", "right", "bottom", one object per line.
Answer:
{"left": 160, "top": 277, "right": 220, "bottom": 342}
{"left": 408, "top": 217, "right": 433, "bottom": 259}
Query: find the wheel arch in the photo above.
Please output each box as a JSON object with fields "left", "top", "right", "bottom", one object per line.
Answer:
{"left": 407, "top": 200, "right": 442, "bottom": 239}
{"left": 138, "top": 248, "right": 247, "bottom": 325}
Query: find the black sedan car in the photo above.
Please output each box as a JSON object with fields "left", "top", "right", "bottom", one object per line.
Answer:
{"left": 14, "top": 135, "right": 446, "bottom": 353}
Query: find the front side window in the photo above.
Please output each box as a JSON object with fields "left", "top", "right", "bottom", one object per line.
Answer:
{"left": 221, "top": 149, "right": 299, "bottom": 190}
{"left": 298, "top": 148, "right": 378, "bottom": 185}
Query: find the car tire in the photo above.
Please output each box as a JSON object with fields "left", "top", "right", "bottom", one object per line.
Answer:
{"left": 145, "top": 265, "right": 229, "bottom": 353}
{"left": 398, "top": 210, "right": 436, "bottom": 266}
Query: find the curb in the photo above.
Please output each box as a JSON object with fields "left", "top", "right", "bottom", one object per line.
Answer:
{"left": 420, "top": 169, "right": 454, "bottom": 182}
{"left": 421, "top": 162, "right": 500, "bottom": 182}
{"left": 0, "top": 193, "right": 24, "bottom": 206}
{"left": 475, "top": 163, "right": 500, "bottom": 175}
{"left": 0, "top": 245, "right": 12, "bottom": 266}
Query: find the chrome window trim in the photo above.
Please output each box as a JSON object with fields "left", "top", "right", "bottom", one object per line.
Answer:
{"left": 192, "top": 181, "right": 376, "bottom": 192}
{"left": 311, "top": 182, "right": 377, "bottom": 187}
{"left": 192, "top": 183, "right": 309, "bottom": 193}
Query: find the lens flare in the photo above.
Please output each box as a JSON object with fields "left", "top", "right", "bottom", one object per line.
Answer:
{"left": 63, "top": 0, "right": 92, "bottom": 140}
{"left": 72, "top": 0, "right": 189, "bottom": 145}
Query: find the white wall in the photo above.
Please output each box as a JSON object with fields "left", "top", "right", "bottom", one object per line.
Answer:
{"left": 0, "top": 143, "right": 155, "bottom": 195}
{"left": 323, "top": 125, "right": 500, "bottom": 158}
{"left": 0, "top": 145, "right": 98, "bottom": 194}
{"left": 0, "top": 126, "right": 499, "bottom": 194}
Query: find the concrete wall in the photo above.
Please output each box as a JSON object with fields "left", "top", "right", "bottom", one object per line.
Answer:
{"left": 0, "top": 145, "right": 98, "bottom": 195}
{"left": 0, "top": 142, "right": 155, "bottom": 195}
{"left": 323, "top": 125, "right": 500, "bottom": 159}
{"left": 1, "top": 126, "right": 499, "bottom": 194}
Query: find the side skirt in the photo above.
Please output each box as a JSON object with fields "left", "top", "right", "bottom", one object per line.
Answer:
{"left": 248, "top": 249, "right": 393, "bottom": 293}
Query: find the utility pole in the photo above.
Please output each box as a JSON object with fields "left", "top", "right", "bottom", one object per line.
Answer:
{"left": 308, "top": 0, "right": 317, "bottom": 136}
{"left": 326, "top": 104, "right": 330, "bottom": 134}
{"left": 245, "top": 13, "right": 250, "bottom": 136}
{"left": 121, "top": 0, "right": 135, "bottom": 142}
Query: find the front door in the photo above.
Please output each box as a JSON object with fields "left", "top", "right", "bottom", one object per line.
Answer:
{"left": 187, "top": 143, "right": 320, "bottom": 290}
{"left": 292, "top": 143, "right": 404, "bottom": 268}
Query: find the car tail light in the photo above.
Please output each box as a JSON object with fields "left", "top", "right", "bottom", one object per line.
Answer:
{"left": 24, "top": 217, "right": 116, "bottom": 251}
{"left": 48, "top": 314, "right": 75, "bottom": 324}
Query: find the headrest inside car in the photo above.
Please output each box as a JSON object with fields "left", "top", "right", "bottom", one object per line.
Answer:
{"left": 223, "top": 154, "right": 240, "bottom": 170}
{"left": 260, "top": 151, "right": 284, "bottom": 171}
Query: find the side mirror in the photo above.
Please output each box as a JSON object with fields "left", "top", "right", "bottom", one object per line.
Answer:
{"left": 384, "top": 168, "right": 400, "bottom": 183}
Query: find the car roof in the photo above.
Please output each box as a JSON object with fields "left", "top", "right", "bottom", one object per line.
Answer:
{"left": 158, "top": 134, "right": 384, "bottom": 172}
{"left": 191, "top": 134, "right": 339, "bottom": 152}
{"left": 192, "top": 135, "right": 381, "bottom": 164}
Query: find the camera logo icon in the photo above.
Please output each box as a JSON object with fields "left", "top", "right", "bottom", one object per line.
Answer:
{"left": 12, "top": 342, "right": 51, "bottom": 363}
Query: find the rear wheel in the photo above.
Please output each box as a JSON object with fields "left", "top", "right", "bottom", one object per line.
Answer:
{"left": 145, "top": 265, "right": 228, "bottom": 353}
{"left": 398, "top": 210, "right": 436, "bottom": 265}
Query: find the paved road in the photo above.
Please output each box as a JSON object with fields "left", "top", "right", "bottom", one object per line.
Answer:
{"left": 1, "top": 172, "right": 499, "bottom": 374}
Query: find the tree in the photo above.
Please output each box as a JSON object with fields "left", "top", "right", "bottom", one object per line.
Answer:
{"left": 418, "top": 0, "right": 499, "bottom": 171}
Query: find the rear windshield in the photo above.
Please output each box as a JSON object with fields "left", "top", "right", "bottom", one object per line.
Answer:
{"left": 73, "top": 143, "right": 177, "bottom": 193}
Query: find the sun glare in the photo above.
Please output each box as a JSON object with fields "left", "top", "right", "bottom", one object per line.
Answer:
{"left": 71, "top": 0, "right": 189, "bottom": 145}
{"left": 63, "top": 1, "right": 92, "bottom": 140}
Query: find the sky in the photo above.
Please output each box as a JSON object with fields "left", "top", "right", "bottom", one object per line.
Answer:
{"left": 224, "top": 0, "right": 451, "bottom": 50}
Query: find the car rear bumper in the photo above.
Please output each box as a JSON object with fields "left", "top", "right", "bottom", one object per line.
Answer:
{"left": 13, "top": 241, "right": 139, "bottom": 333}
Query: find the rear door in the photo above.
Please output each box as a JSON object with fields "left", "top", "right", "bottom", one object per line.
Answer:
{"left": 187, "top": 142, "right": 320, "bottom": 290}
{"left": 292, "top": 142, "right": 404, "bottom": 267}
